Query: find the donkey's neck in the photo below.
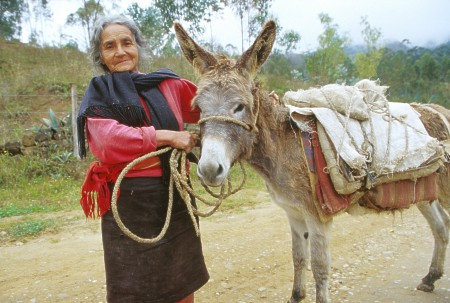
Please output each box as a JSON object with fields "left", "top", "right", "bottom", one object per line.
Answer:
{"left": 247, "top": 89, "right": 302, "bottom": 181}
{"left": 246, "top": 89, "right": 312, "bottom": 205}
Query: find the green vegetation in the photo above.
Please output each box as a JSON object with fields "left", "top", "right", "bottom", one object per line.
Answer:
{"left": 0, "top": 40, "right": 91, "bottom": 96}
{"left": 0, "top": 149, "right": 91, "bottom": 243}
{"left": 0, "top": 149, "right": 265, "bottom": 243}
{"left": 8, "top": 218, "right": 56, "bottom": 239}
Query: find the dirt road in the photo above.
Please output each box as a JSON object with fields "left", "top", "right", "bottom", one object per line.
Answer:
{"left": 1, "top": 199, "right": 449, "bottom": 303}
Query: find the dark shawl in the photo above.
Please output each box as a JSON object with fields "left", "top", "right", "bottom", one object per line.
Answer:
{"left": 77, "top": 68, "right": 180, "bottom": 182}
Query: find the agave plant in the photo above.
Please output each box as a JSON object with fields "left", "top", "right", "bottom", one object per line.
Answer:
{"left": 41, "top": 109, "right": 60, "bottom": 132}
{"left": 54, "top": 151, "right": 74, "bottom": 163}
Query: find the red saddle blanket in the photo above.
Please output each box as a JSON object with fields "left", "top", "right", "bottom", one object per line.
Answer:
{"left": 301, "top": 121, "right": 438, "bottom": 219}
{"left": 361, "top": 173, "right": 437, "bottom": 210}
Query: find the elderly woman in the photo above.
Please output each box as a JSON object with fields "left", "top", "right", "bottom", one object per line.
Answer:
{"left": 77, "top": 15, "right": 209, "bottom": 303}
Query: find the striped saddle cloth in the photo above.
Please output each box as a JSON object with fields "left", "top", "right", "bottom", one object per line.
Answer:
{"left": 300, "top": 119, "right": 438, "bottom": 220}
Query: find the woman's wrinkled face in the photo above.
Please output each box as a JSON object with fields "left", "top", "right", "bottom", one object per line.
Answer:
{"left": 100, "top": 23, "right": 139, "bottom": 73}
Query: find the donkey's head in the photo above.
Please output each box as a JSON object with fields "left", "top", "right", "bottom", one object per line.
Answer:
{"left": 175, "top": 20, "right": 276, "bottom": 186}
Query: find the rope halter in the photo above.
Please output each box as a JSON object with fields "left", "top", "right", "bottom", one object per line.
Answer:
{"left": 197, "top": 86, "right": 260, "bottom": 133}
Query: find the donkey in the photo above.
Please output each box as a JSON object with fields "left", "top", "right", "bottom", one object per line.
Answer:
{"left": 174, "top": 20, "right": 450, "bottom": 303}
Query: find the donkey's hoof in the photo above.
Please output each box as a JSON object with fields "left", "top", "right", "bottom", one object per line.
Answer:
{"left": 417, "top": 282, "right": 434, "bottom": 292}
{"left": 287, "top": 289, "right": 305, "bottom": 303}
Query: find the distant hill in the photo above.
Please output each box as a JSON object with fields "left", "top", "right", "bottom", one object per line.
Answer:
{"left": 344, "top": 40, "right": 450, "bottom": 56}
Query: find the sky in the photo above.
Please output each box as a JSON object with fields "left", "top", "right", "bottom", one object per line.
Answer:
{"left": 21, "top": 0, "right": 450, "bottom": 52}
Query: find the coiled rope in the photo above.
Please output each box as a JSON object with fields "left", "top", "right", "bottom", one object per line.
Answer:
{"left": 111, "top": 147, "right": 247, "bottom": 244}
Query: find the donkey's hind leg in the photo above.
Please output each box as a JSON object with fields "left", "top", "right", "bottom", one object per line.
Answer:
{"left": 436, "top": 199, "right": 450, "bottom": 229}
{"left": 416, "top": 200, "right": 449, "bottom": 292}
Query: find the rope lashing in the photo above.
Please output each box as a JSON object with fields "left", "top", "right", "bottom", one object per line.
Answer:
{"left": 319, "top": 87, "right": 431, "bottom": 183}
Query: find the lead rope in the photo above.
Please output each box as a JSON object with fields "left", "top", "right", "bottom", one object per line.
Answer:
{"left": 110, "top": 147, "right": 247, "bottom": 244}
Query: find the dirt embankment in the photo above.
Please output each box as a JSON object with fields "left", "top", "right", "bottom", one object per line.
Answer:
{"left": 1, "top": 201, "right": 450, "bottom": 303}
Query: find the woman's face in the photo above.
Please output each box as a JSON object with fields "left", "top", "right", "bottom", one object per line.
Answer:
{"left": 100, "top": 23, "right": 139, "bottom": 73}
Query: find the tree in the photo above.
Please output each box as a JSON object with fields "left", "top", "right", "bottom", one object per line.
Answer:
{"left": 0, "top": 0, "right": 25, "bottom": 40}
{"left": 222, "top": 0, "right": 272, "bottom": 52}
{"left": 305, "top": 13, "right": 348, "bottom": 84}
{"left": 23, "top": 0, "right": 52, "bottom": 46}
{"left": 354, "top": 16, "right": 383, "bottom": 80}
{"left": 377, "top": 48, "right": 416, "bottom": 100}
{"left": 246, "top": 0, "right": 272, "bottom": 42}
{"left": 128, "top": 1, "right": 222, "bottom": 55}
{"left": 153, "top": 0, "right": 222, "bottom": 37}
{"left": 260, "top": 49, "right": 293, "bottom": 93}
{"left": 126, "top": 3, "right": 168, "bottom": 56}
{"left": 278, "top": 29, "right": 301, "bottom": 54}
{"left": 66, "top": 0, "right": 104, "bottom": 47}
{"left": 415, "top": 52, "right": 439, "bottom": 81}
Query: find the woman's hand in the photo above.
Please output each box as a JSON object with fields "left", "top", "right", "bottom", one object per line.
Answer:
{"left": 156, "top": 130, "right": 198, "bottom": 153}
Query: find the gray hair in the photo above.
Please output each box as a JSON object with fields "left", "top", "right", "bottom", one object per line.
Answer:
{"left": 89, "top": 14, "right": 145, "bottom": 74}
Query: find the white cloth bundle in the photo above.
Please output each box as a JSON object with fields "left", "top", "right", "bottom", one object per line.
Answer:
{"left": 284, "top": 83, "right": 370, "bottom": 121}
{"left": 287, "top": 80, "right": 441, "bottom": 178}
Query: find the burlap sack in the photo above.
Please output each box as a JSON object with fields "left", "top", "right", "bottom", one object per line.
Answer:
{"left": 284, "top": 84, "right": 369, "bottom": 121}
{"left": 317, "top": 122, "right": 363, "bottom": 195}
{"left": 354, "top": 79, "right": 389, "bottom": 105}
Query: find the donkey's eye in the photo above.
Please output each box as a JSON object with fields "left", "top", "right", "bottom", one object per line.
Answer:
{"left": 234, "top": 104, "right": 245, "bottom": 113}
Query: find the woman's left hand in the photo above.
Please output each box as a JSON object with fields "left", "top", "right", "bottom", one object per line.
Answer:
{"left": 156, "top": 130, "right": 198, "bottom": 153}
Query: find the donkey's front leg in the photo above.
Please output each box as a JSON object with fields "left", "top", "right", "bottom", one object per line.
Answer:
{"left": 307, "top": 216, "right": 332, "bottom": 303}
{"left": 286, "top": 214, "right": 310, "bottom": 303}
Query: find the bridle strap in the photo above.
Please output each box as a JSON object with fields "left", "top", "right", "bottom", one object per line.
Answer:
{"left": 198, "top": 115, "right": 253, "bottom": 131}
{"left": 197, "top": 86, "right": 260, "bottom": 132}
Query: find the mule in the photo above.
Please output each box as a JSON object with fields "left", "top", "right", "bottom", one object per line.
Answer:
{"left": 174, "top": 20, "right": 450, "bottom": 303}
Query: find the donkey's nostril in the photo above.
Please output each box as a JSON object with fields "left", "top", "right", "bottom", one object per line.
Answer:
{"left": 217, "top": 164, "right": 223, "bottom": 175}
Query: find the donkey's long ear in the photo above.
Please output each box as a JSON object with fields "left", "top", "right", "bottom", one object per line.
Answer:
{"left": 236, "top": 20, "right": 276, "bottom": 77}
{"left": 174, "top": 22, "right": 218, "bottom": 75}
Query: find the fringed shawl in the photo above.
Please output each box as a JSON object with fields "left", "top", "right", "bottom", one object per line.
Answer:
{"left": 78, "top": 69, "right": 180, "bottom": 217}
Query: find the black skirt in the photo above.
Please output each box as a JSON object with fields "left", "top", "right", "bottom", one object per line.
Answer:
{"left": 101, "top": 177, "right": 209, "bottom": 303}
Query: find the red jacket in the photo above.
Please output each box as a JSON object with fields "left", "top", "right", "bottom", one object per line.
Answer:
{"left": 86, "top": 77, "right": 200, "bottom": 177}
{"left": 80, "top": 77, "right": 200, "bottom": 218}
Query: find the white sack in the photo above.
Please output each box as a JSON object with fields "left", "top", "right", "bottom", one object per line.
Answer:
{"left": 284, "top": 84, "right": 370, "bottom": 121}
{"left": 289, "top": 103, "right": 441, "bottom": 177}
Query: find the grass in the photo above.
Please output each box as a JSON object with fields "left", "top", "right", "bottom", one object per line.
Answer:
{"left": 8, "top": 218, "right": 56, "bottom": 239}
{"left": 0, "top": 175, "right": 83, "bottom": 243}
{"left": 0, "top": 151, "right": 90, "bottom": 243}
{"left": 0, "top": 177, "right": 81, "bottom": 218}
